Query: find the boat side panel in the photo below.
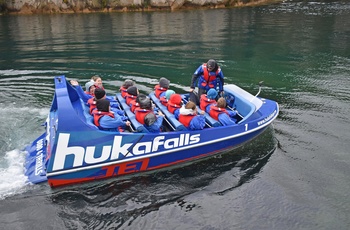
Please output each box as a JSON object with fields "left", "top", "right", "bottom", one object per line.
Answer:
{"left": 47, "top": 128, "right": 266, "bottom": 187}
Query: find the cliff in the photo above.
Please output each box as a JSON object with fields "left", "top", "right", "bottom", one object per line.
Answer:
{"left": 0, "top": 0, "right": 280, "bottom": 14}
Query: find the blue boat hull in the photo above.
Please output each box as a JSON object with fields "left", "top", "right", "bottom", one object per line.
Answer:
{"left": 24, "top": 76, "right": 279, "bottom": 187}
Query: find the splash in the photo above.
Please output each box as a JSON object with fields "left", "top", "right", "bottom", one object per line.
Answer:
{"left": 0, "top": 149, "right": 30, "bottom": 200}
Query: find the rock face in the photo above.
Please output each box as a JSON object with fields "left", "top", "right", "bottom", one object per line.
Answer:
{"left": 0, "top": 0, "right": 279, "bottom": 14}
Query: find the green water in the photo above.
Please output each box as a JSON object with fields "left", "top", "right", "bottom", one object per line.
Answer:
{"left": 0, "top": 1, "right": 349, "bottom": 229}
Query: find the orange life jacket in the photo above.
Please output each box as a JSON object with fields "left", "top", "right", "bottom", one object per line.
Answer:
{"left": 120, "top": 86, "right": 128, "bottom": 98}
{"left": 201, "top": 63, "right": 220, "bottom": 88}
{"left": 209, "top": 105, "right": 229, "bottom": 120}
{"left": 125, "top": 93, "right": 137, "bottom": 105}
{"left": 92, "top": 111, "right": 115, "bottom": 127}
{"left": 200, "top": 94, "right": 216, "bottom": 111}
{"left": 154, "top": 84, "right": 168, "bottom": 98}
{"left": 178, "top": 114, "right": 196, "bottom": 128}
{"left": 135, "top": 109, "right": 152, "bottom": 125}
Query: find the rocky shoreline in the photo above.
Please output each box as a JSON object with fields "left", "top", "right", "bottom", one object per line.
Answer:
{"left": 0, "top": 0, "right": 280, "bottom": 15}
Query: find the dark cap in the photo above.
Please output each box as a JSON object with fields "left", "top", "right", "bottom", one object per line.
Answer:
{"left": 207, "top": 59, "right": 217, "bottom": 69}
{"left": 139, "top": 96, "right": 152, "bottom": 110}
{"left": 127, "top": 86, "right": 138, "bottom": 96}
{"left": 144, "top": 113, "right": 157, "bottom": 126}
{"left": 159, "top": 77, "right": 170, "bottom": 88}
{"left": 94, "top": 88, "right": 106, "bottom": 100}
{"left": 122, "top": 79, "right": 134, "bottom": 89}
{"left": 96, "top": 99, "right": 110, "bottom": 112}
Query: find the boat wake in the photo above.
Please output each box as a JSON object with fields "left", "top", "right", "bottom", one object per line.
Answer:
{"left": 0, "top": 149, "right": 29, "bottom": 200}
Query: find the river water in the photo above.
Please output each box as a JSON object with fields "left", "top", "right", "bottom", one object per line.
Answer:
{"left": 0, "top": 0, "right": 349, "bottom": 229}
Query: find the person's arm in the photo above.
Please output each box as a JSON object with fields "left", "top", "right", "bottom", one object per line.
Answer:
{"left": 218, "top": 70, "right": 225, "bottom": 93}
{"left": 190, "top": 65, "right": 203, "bottom": 90}
{"left": 99, "top": 115, "right": 126, "bottom": 129}
{"left": 189, "top": 114, "right": 206, "bottom": 130}
{"left": 218, "top": 113, "right": 236, "bottom": 126}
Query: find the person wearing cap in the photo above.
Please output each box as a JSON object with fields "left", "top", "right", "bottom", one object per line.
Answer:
{"left": 200, "top": 88, "right": 218, "bottom": 113}
{"left": 167, "top": 93, "right": 183, "bottom": 119}
{"left": 92, "top": 99, "right": 130, "bottom": 132}
{"left": 125, "top": 86, "right": 139, "bottom": 105}
{"left": 190, "top": 59, "right": 224, "bottom": 100}
{"left": 70, "top": 80, "right": 96, "bottom": 103}
{"left": 160, "top": 89, "right": 175, "bottom": 106}
{"left": 119, "top": 79, "right": 135, "bottom": 98}
{"left": 135, "top": 96, "right": 165, "bottom": 133}
{"left": 130, "top": 94, "right": 147, "bottom": 113}
{"left": 179, "top": 101, "right": 206, "bottom": 130}
{"left": 209, "top": 97, "right": 238, "bottom": 126}
{"left": 154, "top": 77, "right": 170, "bottom": 99}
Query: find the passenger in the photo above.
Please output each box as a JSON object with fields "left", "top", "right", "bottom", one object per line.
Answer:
{"left": 119, "top": 79, "right": 135, "bottom": 98}
{"left": 70, "top": 80, "right": 95, "bottom": 103}
{"left": 87, "top": 88, "right": 106, "bottom": 114}
{"left": 167, "top": 94, "right": 183, "bottom": 119}
{"left": 130, "top": 94, "right": 147, "bottom": 113}
{"left": 92, "top": 99, "right": 130, "bottom": 132}
{"left": 154, "top": 77, "right": 170, "bottom": 98}
{"left": 160, "top": 89, "right": 175, "bottom": 106}
{"left": 209, "top": 97, "right": 238, "bottom": 126}
{"left": 135, "top": 96, "right": 164, "bottom": 133}
{"left": 200, "top": 88, "right": 218, "bottom": 113}
{"left": 190, "top": 59, "right": 224, "bottom": 100}
{"left": 179, "top": 101, "right": 205, "bottom": 130}
{"left": 86, "top": 88, "right": 121, "bottom": 114}
{"left": 92, "top": 75, "right": 104, "bottom": 90}
{"left": 125, "top": 86, "right": 139, "bottom": 105}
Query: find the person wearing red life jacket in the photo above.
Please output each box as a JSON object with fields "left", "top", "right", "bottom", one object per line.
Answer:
{"left": 179, "top": 101, "right": 205, "bottom": 130}
{"left": 154, "top": 77, "right": 170, "bottom": 99}
{"left": 86, "top": 88, "right": 123, "bottom": 115}
{"left": 200, "top": 88, "right": 218, "bottom": 113}
{"left": 92, "top": 99, "right": 130, "bottom": 132}
{"left": 160, "top": 89, "right": 175, "bottom": 106}
{"left": 167, "top": 93, "right": 183, "bottom": 119}
{"left": 190, "top": 59, "right": 224, "bottom": 100}
{"left": 119, "top": 79, "right": 135, "bottom": 98}
{"left": 209, "top": 97, "right": 238, "bottom": 126}
{"left": 130, "top": 94, "right": 146, "bottom": 113}
{"left": 125, "top": 86, "right": 139, "bottom": 105}
{"left": 135, "top": 96, "right": 164, "bottom": 133}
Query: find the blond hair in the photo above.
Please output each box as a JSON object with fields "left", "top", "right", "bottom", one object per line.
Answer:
{"left": 217, "top": 97, "right": 226, "bottom": 108}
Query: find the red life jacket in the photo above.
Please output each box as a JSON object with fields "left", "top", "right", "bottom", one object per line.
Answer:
{"left": 120, "top": 86, "right": 128, "bottom": 98}
{"left": 87, "top": 98, "right": 97, "bottom": 114}
{"left": 154, "top": 84, "right": 168, "bottom": 98}
{"left": 167, "top": 101, "right": 181, "bottom": 114}
{"left": 178, "top": 114, "right": 196, "bottom": 128}
{"left": 201, "top": 63, "right": 220, "bottom": 88}
{"left": 125, "top": 93, "right": 137, "bottom": 105}
{"left": 92, "top": 111, "right": 115, "bottom": 127}
{"left": 200, "top": 94, "right": 216, "bottom": 111}
{"left": 135, "top": 109, "right": 152, "bottom": 125}
{"left": 209, "top": 105, "right": 229, "bottom": 120}
{"left": 130, "top": 100, "right": 140, "bottom": 113}
{"left": 160, "top": 96, "right": 168, "bottom": 106}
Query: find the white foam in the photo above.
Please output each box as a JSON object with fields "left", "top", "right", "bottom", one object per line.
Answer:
{"left": 0, "top": 69, "right": 68, "bottom": 76}
{"left": 0, "top": 149, "right": 30, "bottom": 200}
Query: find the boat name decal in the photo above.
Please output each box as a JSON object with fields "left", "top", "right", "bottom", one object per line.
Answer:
{"left": 52, "top": 133, "right": 201, "bottom": 171}
{"left": 257, "top": 110, "right": 277, "bottom": 126}
{"left": 35, "top": 138, "right": 44, "bottom": 176}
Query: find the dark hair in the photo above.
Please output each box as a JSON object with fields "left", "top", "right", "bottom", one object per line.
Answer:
{"left": 96, "top": 99, "right": 110, "bottom": 112}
